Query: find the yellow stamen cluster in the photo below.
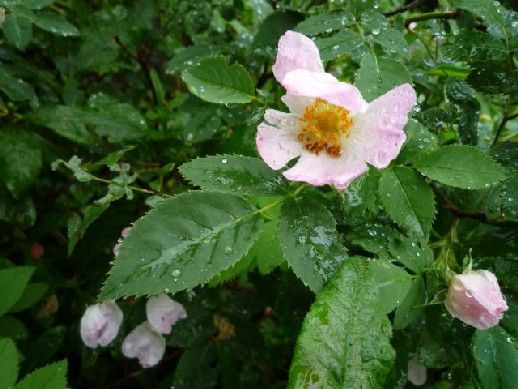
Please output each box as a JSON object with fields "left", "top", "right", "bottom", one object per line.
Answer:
{"left": 298, "top": 98, "right": 352, "bottom": 157}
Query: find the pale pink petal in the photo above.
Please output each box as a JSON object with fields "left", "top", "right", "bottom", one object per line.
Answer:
{"left": 350, "top": 84, "right": 416, "bottom": 168}
{"left": 122, "top": 322, "right": 166, "bottom": 368}
{"left": 282, "top": 69, "right": 367, "bottom": 112}
{"left": 407, "top": 357, "right": 427, "bottom": 386}
{"left": 146, "top": 294, "right": 187, "bottom": 335}
{"left": 445, "top": 270, "right": 508, "bottom": 330}
{"left": 256, "top": 109, "right": 303, "bottom": 170}
{"left": 281, "top": 94, "right": 312, "bottom": 115}
{"left": 282, "top": 151, "right": 368, "bottom": 189}
{"left": 80, "top": 301, "right": 123, "bottom": 348}
{"left": 272, "top": 31, "right": 324, "bottom": 84}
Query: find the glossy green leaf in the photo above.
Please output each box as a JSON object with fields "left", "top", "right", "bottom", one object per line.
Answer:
{"left": 0, "top": 129, "right": 42, "bottom": 197}
{"left": 397, "top": 120, "right": 438, "bottom": 163}
{"left": 316, "top": 29, "right": 368, "bottom": 62}
{"left": 360, "top": 11, "right": 407, "bottom": 57}
{"left": 288, "top": 258, "right": 394, "bottom": 388}
{"left": 414, "top": 145, "right": 507, "bottom": 189}
{"left": 14, "top": 360, "right": 67, "bottom": 389}
{"left": 295, "top": 11, "right": 354, "bottom": 36}
{"left": 32, "top": 11, "right": 79, "bottom": 36}
{"left": 370, "top": 259, "right": 413, "bottom": 313}
{"left": 181, "top": 57, "right": 255, "bottom": 104}
{"left": 354, "top": 53, "right": 411, "bottom": 101}
{"left": 252, "top": 10, "right": 302, "bottom": 49}
{"left": 278, "top": 195, "right": 347, "bottom": 293}
{"left": 2, "top": 13, "right": 32, "bottom": 50}
{"left": 100, "top": 192, "right": 263, "bottom": 299}
{"left": 180, "top": 154, "right": 288, "bottom": 196}
{"left": 9, "top": 283, "right": 48, "bottom": 312}
{"left": 393, "top": 277, "right": 425, "bottom": 330}
{"left": 0, "top": 67, "right": 36, "bottom": 102}
{"left": 0, "top": 338, "right": 18, "bottom": 389}
{"left": 379, "top": 167, "right": 435, "bottom": 237}
{"left": 0, "top": 266, "right": 35, "bottom": 315}
{"left": 472, "top": 326, "right": 518, "bottom": 389}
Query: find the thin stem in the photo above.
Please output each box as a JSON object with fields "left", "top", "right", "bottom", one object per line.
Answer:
{"left": 404, "top": 10, "right": 458, "bottom": 27}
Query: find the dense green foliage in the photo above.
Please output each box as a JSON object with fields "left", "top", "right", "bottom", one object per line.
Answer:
{"left": 1, "top": 0, "right": 517, "bottom": 388}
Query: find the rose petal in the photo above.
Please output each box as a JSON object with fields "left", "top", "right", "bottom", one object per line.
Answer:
{"left": 80, "top": 301, "right": 123, "bottom": 348}
{"left": 282, "top": 69, "right": 367, "bottom": 112}
{"left": 256, "top": 110, "right": 303, "bottom": 170}
{"left": 350, "top": 83, "right": 416, "bottom": 168}
{"left": 281, "top": 94, "right": 313, "bottom": 115}
{"left": 272, "top": 31, "right": 324, "bottom": 84}
{"left": 122, "top": 322, "right": 166, "bottom": 368}
{"left": 282, "top": 151, "right": 368, "bottom": 189}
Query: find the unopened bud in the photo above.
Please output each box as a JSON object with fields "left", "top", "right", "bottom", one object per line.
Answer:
{"left": 121, "top": 322, "right": 166, "bottom": 368}
{"left": 445, "top": 270, "right": 508, "bottom": 330}
{"left": 407, "top": 356, "right": 426, "bottom": 386}
{"left": 146, "top": 294, "right": 187, "bottom": 334}
{"left": 80, "top": 301, "right": 123, "bottom": 348}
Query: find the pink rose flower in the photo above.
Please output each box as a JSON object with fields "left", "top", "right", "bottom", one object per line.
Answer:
{"left": 80, "top": 301, "right": 123, "bottom": 348}
{"left": 256, "top": 31, "right": 417, "bottom": 189}
{"left": 445, "top": 270, "right": 508, "bottom": 330}
{"left": 146, "top": 294, "right": 187, "bottom": 335}
{"left": 407, "top": 356, "right": 426, "bottom": 386}
{"left": 121, "top": 322, "right": 166, "bottom": 368}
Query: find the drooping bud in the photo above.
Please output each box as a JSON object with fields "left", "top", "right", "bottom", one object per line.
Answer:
{"left": 407, "top": 356, "right": 426, "bottom": 386}
{"left": 121, "top": 322, "right": 166, "bottom": 368}
{"left": 146, "top": 294, "right": 187, "bottom": 334}
{"left": 445, "top": 270, "right": 508, "bottom": 330}
{"left": 80, "top": 301, "right": 123, "bottom": 348}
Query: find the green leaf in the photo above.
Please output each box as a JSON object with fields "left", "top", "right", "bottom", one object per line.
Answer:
{"left": 25, "top": 0, "right": 55, "bottom": 9}
{"left": 472, "top": 326, "right": 518, "bottom": 389}
{"left": 181, "top": 57, "right": 255, "bottom": 104}
{"left": 9, "top": 283, "right": 48, "bottom": 312}
{"left": 0, "top": 66, "right": 37, "bottom": 102}
{"left": 179, "top": 155, "right": 288, "bottom": 196}
{"left": 360, "top": 12, "right": 407, "bottom": 58}
{"left": 32, "top": 11, "right": 79, "bottom": 36}
{"left": 14, "top": 360, "right": 67, "bottom": 389}
{"left": 414, "top": 145, "right": 507, "bottom": 189}
{"left": 288, "top": 258, "right": 394, "bottom": 388}
{"left": 29, "top": 103, "right": 146, "bottom": 144}
{"left": 378, "top": 167, "right": 435, "bottom": 237}
{"left": 354, "top": 53, "right": 411, "bottom": 101}
{"left": 397, "top": 120, "right": 438, "bottom": 163}
{"left": 446, "top": 80, "right": 480, "bottom": 145}
{"left": 100, "top": 192, "right": 263, "bottom": 299}
{"left": 67, "top": 202, "right": 111, "bottom": 255}
{"left": 295, "top": 11, "right": 354, "bottom": 36}
{"left": 0, "top": 338, "right": 18, "bottom": 389}
{"left": 316, "top": 29, "right": 368, "bottom": 62}
{"left": 387, "top": 236, "right": 433, "bottom": 274}
{"left": 0, "top": 266, "right": 35, "bottom": 315}
{"left": 2, "top": 13, "right": 33, "bottom": 50}
{"left": 0, "top": 129, "right": 42, "bottom": 197}
{"left": 166, "top": 45, "right": 214, "bottom": 75}
{"left": 443, "top": 31, "right": 508, "bottom": 64}
{"left": 0, "top": 316, "right": 28, "bottom": 341}
{"left": 278, "top": 195, "right": 347, "bottom": 293}
{"left": 369, "top": 259, "right": 413, "bottom": 314}
{"left": 252, "top": 10, "right": 302, "bottom": 49}
{"left": 393, "top": 277, "right": 425, "bottom": 330}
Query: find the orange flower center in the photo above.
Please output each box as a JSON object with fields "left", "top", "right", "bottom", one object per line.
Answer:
{"left": 298, "top": 98, "right": 353, "bottom": 157}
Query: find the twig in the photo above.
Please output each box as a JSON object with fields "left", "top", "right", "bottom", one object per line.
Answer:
{"left": 493, "top": 112, "right": 518, "bottom": 146}
{"left": 404, "top": 10, "right": 458, "bottom": 27}
{"left": 384, "top": 0, "right": 425, "bottom": 17}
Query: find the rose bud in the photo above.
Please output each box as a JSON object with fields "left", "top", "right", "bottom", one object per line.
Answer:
{"left": 121, "top": 322, "right": 166, "bottom": 368}
{"left": 407, "top": 356, "right": 426, "bottom": 386}
{"left": 445, "top": 270, "right": 508, "bottom": 330}
{"left": 80, "top": 301, "right": 123, "bottom": 348}
{"left": 146, "top": 294, "right": 187, "bottom": 335}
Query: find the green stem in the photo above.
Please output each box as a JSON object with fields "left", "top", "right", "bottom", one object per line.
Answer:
{"left": 404, "top": 10, "right": 458, "bottom": 26}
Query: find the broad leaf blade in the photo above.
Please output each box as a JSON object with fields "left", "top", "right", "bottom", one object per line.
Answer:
{"left": 180, "top": 155, "right": 288, "bottom": 196}
{"left": 14, "top": 360, "right": 67, "bottom": 389}
{"left": 100, "top": 192, "right": 263, "bottom": 299}
{"left": 278, "top": 195, "right": 347, "bottom": 293}
{"left": 379, "top": 167, "right": 435, "bottom": 237}
{"left": 414, "top": 145, "right": 507, "bottom": 189}
{"left": 181, "top": 57, "right": 255, "bottom": 104}
{"left": 3, "top": 13, "right": 33, "bottom": 50}
{"left": 32, "top": 11, "right": 79, "bottom": 36}
{"left": 472, "top": 326, "right": 518, "bottom": 389}
{"left": 288, "top": 258, "right": 395, "bottom": 388}
{"left": 0, "top": 266, "right": 35, "bottom": 315}
{"left": 0, "top": 338, "right": 18, "bottom": 388}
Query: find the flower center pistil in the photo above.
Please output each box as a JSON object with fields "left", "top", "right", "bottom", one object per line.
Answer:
{"left": 298, "top": 98, "right": 352, "bottom": 157}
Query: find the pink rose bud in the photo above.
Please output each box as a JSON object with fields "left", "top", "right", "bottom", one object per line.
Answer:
{"left": 121, "top": 322, "right": 166, "bottom": 368}
{"left": 146, "top": 294, "right": 187, "bottom": 335}
{"left": 80, "top": 301, "right": 123, "bottom": 348}
{"left": 445, "top": 270, "right": 508, "bottom": 330}
{"left": 407, "top": 356, "right": 426, "bottom": 386}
